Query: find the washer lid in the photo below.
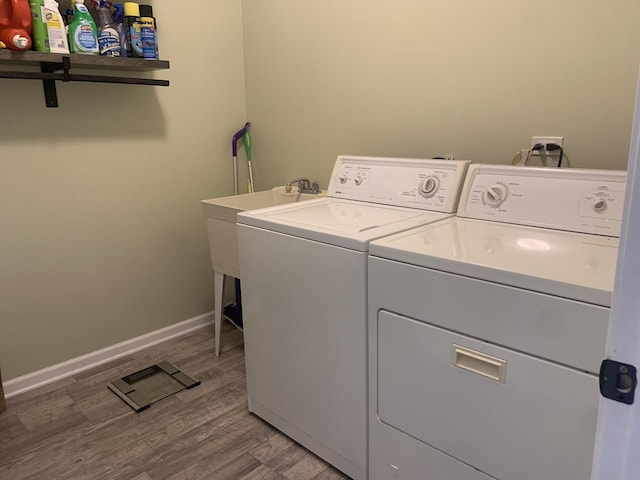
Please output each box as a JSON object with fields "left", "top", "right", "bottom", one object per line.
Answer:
{"left": 370, "top": 217, "right": 619, "bottom": 306}
{"left": 238, "top": 198, "right": 452, "bottom": 251}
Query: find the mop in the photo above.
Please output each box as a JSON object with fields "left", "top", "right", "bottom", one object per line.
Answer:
{"left": 243, "top": 126, "right": 254, "bottom": 193}
{"left": 225, "top": 122, "right": 253, "bottom": 329}
{"left": 231, "top": 122, "right": 251, "bottom": 194}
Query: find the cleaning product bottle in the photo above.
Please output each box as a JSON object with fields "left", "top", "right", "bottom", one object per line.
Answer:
{"left": 63, "top": 6, "right": 73, "bottom": 25}
{"left": 28, "top": 0, "right": 45, "bottom": 46}
{"left": 29, "top": 0, "right": 69, "bottom": 53}
{"left": 112, "top": 3, "right": 126, "bottom": 56}
{"left": 94, "top": 0, "right": 120, "bottom": 56}
{"left": 138, "top": 4, "right": 157, "bottom": 59}
{"left": 68, "top": 0, "right": 97, "bottom": 54}
{"left": 0, "top": 0, "right": 33, "bottom": 51}
{"left": 123, "top": 2, "right": 142, "bottom": 58}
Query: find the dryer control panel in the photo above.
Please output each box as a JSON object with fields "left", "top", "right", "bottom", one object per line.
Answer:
{"left": 328, "top": 156, "right": 471, "bottom": 213}
{"left": 458, "top": 164, "right": 626, "bottom": 237}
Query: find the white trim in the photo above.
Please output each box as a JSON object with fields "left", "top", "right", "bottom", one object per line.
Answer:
{"left": 591, "top": 70, "right": 640, "bottom": 480}
{"left": 2, "top": 311, "right": 214, "bottom": 399}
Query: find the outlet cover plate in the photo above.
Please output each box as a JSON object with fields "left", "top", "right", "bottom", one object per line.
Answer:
{"left": 531, "top": 136, "right": 564, "bottom": 149}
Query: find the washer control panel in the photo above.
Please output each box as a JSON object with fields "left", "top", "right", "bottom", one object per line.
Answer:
{"left": 328, "top": 156, "right": 471, "bottom": 213}
{"left": 459, "top": 164, "right": 626, "bottom": 236}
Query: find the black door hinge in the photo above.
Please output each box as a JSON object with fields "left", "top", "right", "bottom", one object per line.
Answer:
{"left": 600, "top": 359, "right": 637, "bottom": 405}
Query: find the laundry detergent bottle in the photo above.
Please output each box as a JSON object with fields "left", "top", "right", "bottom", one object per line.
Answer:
{"left": 0, "top": 0, "right": 33, "bottom": 50}
{"left": 29, "top": 0, "right": 69, "bottom": 53}
{"left": 68, "top": 0, "right": 98, "bottom": 54}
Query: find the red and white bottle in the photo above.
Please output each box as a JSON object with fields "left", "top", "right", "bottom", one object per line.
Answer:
{"left": 0, "top": 0, "right": 32, "bottom": 50}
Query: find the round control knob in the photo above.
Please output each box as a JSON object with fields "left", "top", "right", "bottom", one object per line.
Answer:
{"left": 593, "top": 199, "right": 608, "bottom": 213}
{"left": 482, "top": 183, "right": 508, "bottom": 207}
{"left": 419, "top": 176, "right": 440, "bottom": 198}
{"left": 338, "top": 176, "right": 348, "bottom": 184}
{"left": 354, "top": 175, "right": 364, "bottom": 186}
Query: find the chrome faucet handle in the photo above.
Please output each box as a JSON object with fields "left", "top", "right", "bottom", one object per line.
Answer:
{"left": 298, "top": 179, "right": 312, "bottom": 191}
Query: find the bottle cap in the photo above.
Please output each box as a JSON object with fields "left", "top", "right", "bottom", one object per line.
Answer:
{"left": 124, "top": 2, "right": 140, "bottom": 16}
{"left": 139, "top": 5, "right": 153, "bottom": 17}
{"left": 12, "top": 34, "right": 29, "bottom": 49}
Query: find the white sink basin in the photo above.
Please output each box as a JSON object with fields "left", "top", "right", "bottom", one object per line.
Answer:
{"left": 201, "top": 187, "right": 320, "bottom": 278}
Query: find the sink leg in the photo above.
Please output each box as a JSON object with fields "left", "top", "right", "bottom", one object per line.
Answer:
{"left": 214, "top": 270, "right": 225, "bottom": 356}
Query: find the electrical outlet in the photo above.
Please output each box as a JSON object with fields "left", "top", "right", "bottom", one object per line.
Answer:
{"left": 531, "top": 136, "right": 564, "bottom": 151}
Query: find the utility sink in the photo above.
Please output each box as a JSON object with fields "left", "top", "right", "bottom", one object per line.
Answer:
{"left": 201, "top": 186, "right": 322, "bottom": 356}
{"left": 201, "top": 187, "right": 321, "bottom": 278}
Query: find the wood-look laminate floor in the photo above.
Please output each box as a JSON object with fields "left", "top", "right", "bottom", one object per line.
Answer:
{"left": 0, "top": 323, "right": 350, "bottom": 480}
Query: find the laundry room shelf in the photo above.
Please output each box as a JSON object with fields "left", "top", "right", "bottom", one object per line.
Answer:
{"left": 0, "top": 50, "right": 170, "bottom": 107}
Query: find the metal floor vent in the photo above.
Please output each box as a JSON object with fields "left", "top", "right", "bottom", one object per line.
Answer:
{"left": 107, "top": 361, "right": 200, "bottom": 412}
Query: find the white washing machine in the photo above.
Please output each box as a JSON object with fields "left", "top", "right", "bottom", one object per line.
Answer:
{"left": 237, "top": 156, "right": 471, "bottom": 480}
{"left": 367, "top": 164, "right": 626, "bottom": 480}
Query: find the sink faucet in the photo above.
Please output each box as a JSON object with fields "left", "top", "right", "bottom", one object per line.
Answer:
{"left": 285, "top": 178, "right": 321, "bottom": 194}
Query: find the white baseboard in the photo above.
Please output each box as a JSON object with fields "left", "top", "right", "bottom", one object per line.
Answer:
{"left": 3, "top": 311, "right": 214, "bottom": 399}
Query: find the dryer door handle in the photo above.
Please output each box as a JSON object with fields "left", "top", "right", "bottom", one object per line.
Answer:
{"left": 452, "top": 344, "right": 507, "bottom": 383}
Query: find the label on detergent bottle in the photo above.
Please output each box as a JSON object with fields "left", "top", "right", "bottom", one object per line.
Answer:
{"left": 98, "top": 27, "right": 120, "bottom": 56}
{"left": 75, "top": 20, "right": 98, "bottom": 51}
{"left": 129, "top": 21, "right": 143, "bottom": 57}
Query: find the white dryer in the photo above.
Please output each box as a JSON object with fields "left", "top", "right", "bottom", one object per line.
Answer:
{"left": 237, "top": 156, "right": 470, "bottom": 480}
{"left": 367, "top": 164, "right": 626, "bottom": 480}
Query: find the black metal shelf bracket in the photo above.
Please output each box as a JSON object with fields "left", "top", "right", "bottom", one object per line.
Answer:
{"left": 41, "top": 56, "right": 71, "bottom": 108}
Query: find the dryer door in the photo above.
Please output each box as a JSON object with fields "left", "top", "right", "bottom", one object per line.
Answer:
{"left": 377, "top": 310, "right": 599, "bottom": 480}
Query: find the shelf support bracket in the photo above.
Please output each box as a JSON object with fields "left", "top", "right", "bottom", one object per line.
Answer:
{"left": 40, "top": 56, "right": 71, "bottom": 108}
